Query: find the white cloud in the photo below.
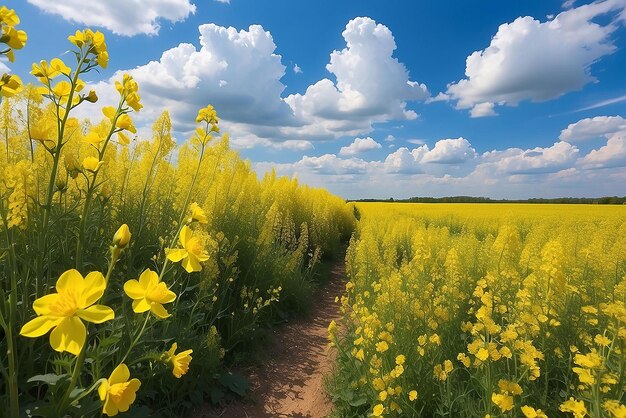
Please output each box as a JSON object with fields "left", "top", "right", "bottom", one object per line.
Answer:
{"left": 470, "top": 102, "right": 497, "bottom": 118}
{"left": 88, "top": 17, "right": 429, "bottom": 148}
{"left": 560, "top": 115, "right": 626, "bottom": 142}
{"left": 293, "top": 64, "right": 302, "bottom": 74}
{"left": 339, "top": 137, "right": 382, "bottom": 156}
{"left": 283, "top": 17, "right": 429, "bottom": 138}
{"left": 215, "top": 0, "right": 230, "bottom": 3}
{"left": 254, "top": 137, "right": 626, "bottom": 199}
{"left": 492, "top": 141, "right": 579, "bottom": 174}
{"left": 26, "top": 0, "right": 196, "bottom": 36}
{"left": 445, "top": 0, "right": 626, "bottom": 115}
{"left": 421, "top": 137, "right": 477, "bottom": 164}
{"left": 384, "top": 135, "right": 396, "bottom": 142}
{"left": 580, "top": 131, "right": 626, "bottom": 168}
{"left": 407, "top": 139, "right": 426, "bottom": 145}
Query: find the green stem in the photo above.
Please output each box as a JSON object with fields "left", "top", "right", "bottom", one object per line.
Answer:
{"left": 120, "top": 314, "right": 150, "bottom": 365}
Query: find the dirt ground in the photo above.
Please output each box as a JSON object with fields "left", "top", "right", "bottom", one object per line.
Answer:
{"left": 195, "top": 260, "right": 346, "bottom": 418}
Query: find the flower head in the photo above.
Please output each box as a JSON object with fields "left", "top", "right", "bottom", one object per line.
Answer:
{"left": 124, "top": 269, "right": 176, "bottom": 318}
{"left": 0, "top": 73, "right": 22, "bottom": 97}
{"left": 82, "top": 156, "right": 103, "bottom": 173}
{"left": 20, "top": 269, "right": 114, "bottom": 355}
{"left": 98, "top": 363, "right": 141, "bottom": 416}
{"left": 188, "top": 202, "right": 208, "bottom": 224}
{"left": 164, "top": 343, "right": 193, "bottom": 378}
{"left": 166, "top": 225, "right": 210, "bottom": 273}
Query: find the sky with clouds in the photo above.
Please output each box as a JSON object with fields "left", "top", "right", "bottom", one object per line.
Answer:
{"left": 4, "top": 0, "right": 626, "bottom": 199}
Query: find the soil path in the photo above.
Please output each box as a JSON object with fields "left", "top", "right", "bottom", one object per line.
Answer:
{"left": 197, "top": 260, "right": 346, "bottom": 418}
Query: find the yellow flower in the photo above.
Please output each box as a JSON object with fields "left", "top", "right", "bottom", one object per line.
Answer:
{"left": 113, "top": 224, "right": 131, "bottom": 248}
{"left": 165, "top": 343, "right": 193, "bottom": 378}
{"left": 84, "top": 131, "right": 105, "bottom": 145}
{"left": 560, "top": 397, "right": 588, "bottom": 418}
{"left": 0, "top": 6, "right": 20, "bottom": 27}
{"left": 408, "top": 390, "right": 418, "bottom": 401}
{"left": 98, "top": 363, "right": 141, "bottom": 416}
{"left": 521, "top": 406, "right": 548, "bottom": 418}
{"left": 0, "top": 73, "right": 22, "bottom": 97}
{"left": 395, "top": 354, "right": 405, "bottom": 365}
{"left": 116, "top": 114, "right": 136, "bottom": 133}
{"left": 594, "top": 334, "right": 611, "bottom": 347}
{"left": 476, "top": 347, "right": 489, "bottom": 361}
{"left": 166, "top": 225, "right": 210, "bottom": 273}
{"left": 3, "top": 24, "right": 27, "bottom": 49}
{"left": 188, "top": 202, "right": 208, "bottom": 224}
{"left": 19, "top": 269, "right": 114, "bottom": 355}
{"left": 375, "top": 341, "right": 389, "bottom": 353}
{"left": 492, "top": 393, "right": 514, "bottom": 412}
{"left": 372, "top": 404, "right": 384, "bottom": 417}
{"left": 123, "top": 269, "right": 176, "bottom": 319}
{"left": 82, "top": 156, "right": 104, "bottom": 173}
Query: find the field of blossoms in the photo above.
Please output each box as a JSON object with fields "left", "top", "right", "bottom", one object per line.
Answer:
{"left": 329, "top": 203, "right": 626, "bottom": 417}
{"left": 0, "top": 8, "right": 355, "bottom": 417}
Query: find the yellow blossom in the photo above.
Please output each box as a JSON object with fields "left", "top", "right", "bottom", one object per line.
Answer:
{"left": 165, "top": 343, "right": 193, "bottom": 378}
{"left": 98, "top": 363, "right": 141, "bottom": 416}
{"left": 166, "top": 225, "right": 210, "bottom": 273}
{"left": 123, "top": 269, "right": 177, "bottom": 318}
{"left": 20, "top": 270, "right": 114, "bottom": 355}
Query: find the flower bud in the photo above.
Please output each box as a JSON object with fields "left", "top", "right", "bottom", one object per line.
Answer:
{"left": 55, "top": 177, "right": 67, "bottom": 192}
{"left": 113, "top": 224, "right": 131, "bottom": 248}
{"left": 84, "top": 89, "right": 98, "bottom": 103}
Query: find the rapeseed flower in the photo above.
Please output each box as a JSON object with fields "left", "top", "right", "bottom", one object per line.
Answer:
{"left": 166, "top": 225, "right": 210, "bottom": 273}
{"left": 98, "top": 363, "right": 141, "bottom": 416}
{"left": 20, "top": 270, "right": 114, "bottom": 355}
{"left": 123, "top": 269, "right": 176, "bottom": 318}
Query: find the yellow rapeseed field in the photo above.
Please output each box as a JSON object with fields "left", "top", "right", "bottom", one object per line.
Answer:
{"left": 329, "top": 202, "right": 626, "bottom": 417}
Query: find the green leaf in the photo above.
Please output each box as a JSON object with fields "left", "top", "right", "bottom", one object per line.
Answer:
{"left": 27, "top": 373, "right": 69, "bottom": 386}
{"left": 218, "top": 372, "right": 249, "bottom": 397}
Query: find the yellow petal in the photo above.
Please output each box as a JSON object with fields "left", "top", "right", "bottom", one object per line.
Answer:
{"left": 33, "top": 294, "right": 60, "bottom": 316}
{"left": 98, "top": 380, "right": 109, "bottom": 401}
{"left": 137, "top": 269, "right": 157, "bottom": 289}
{"left": 103, "top": 397, "right": 118, "bottom": 416}
{"left": 102, "top": 106, "right": 116, "bottom": 120}
{"left": 56, "top": 269, "right": 84, "bottom": 295}
{"left": 182, "top": 255, "right": 201, "bottom": 273}
{"left": 132, "top": 298, "right": 151, "bottom": 313}
{"left": 50, "top": 316, "right": 86, "bottom": 355}
{"left": 162, "top": 289, "right": 177, "bottom": 304}
{"left": 123, "top": 279, "right": 145, "bottom": 300}
{"left": 20, "top": 315, "right": 60, "bottom": 338}
{"left": 150, "top": 303, "right": 170, "bottom": 319}
{"left": 77, "top": 305, "right": 114, "bottom": 324}
{"left": 179, "top": 225, "right": 191, "bottom": 246}
{"left": 117, "top": 378, "right": 141, "bottom": 412}
{"left": 168, "top": 343, "right": 178, "bottom": 357}
{"left": 83, "top": 271, "right": 106, "bottom": 306}
{"left": 166, "top": 249, "right": 187, "bottom": 263}
{"left": 109, "top": 363, "right": 130, "bottom": 385}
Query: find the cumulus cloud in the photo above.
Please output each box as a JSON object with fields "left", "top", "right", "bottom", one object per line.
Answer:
{"left": 469, "top": 102, "right": 497, "bottom": 118}
{"left": 492, "top": 142, "right": 579, "bottom": 174}
{"left": 421, "top": 138, "right": 476, "bottom": 164}
{"left": 283, "top": 17, "right": 429, "bottom": 137}
{"left": 445, "top": 0, "right": 626, "bottom": 115}
{"left": 339, "top": 137, "right": 382, "bottom": 156}
{"left": 255, "top": 136, "right": 623, "bottom": 199}
{"left": 559, "top": 115, "right": 626, "bottom": 142}
{"left": 26, "top": 0, "right": 196, "bottom": 36}
{"left": 293, "top": 64, "right": 302, "bottom": 74}
{"left": 580, "top": 131, "right": 626, "bottom": 168}
{"left": 89, "top": 17, "right": 429, "bottom": 148}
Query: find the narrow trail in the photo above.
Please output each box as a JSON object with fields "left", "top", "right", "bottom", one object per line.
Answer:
{"left": 198, "top": 260, "right": 346, "bottom": 418}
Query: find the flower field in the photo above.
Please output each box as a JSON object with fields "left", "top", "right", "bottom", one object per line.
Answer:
{"left": 329, "top": 203, "right": 626, "bottom": 417}
{"left": 0, "top": 9, "right": 355, "bottom": 417}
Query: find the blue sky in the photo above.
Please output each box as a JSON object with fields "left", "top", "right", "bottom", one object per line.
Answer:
{"left": 4, "top": 0, "right": 626, "bottom": 199}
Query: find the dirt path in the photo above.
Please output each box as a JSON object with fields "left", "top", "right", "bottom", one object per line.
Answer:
{"left": 197, "top": 260, "right": 345, "bottom": 418}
